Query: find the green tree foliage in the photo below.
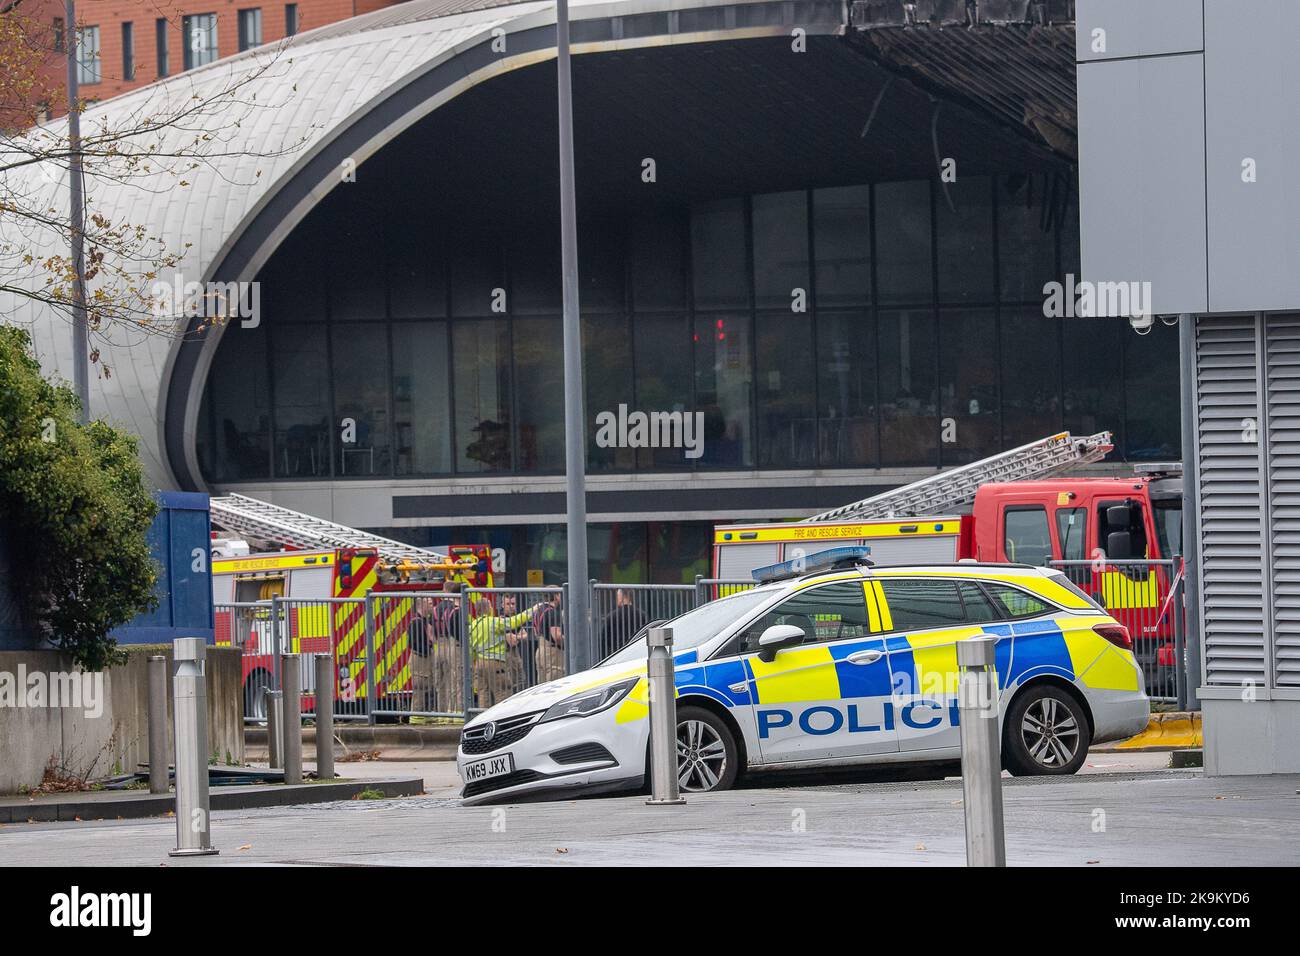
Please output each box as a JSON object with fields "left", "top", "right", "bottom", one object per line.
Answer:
{"left": 0, "top": 325, "right": 157, "bottom": 669}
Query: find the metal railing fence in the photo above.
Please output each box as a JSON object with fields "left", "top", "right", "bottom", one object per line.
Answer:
{"left": 1049, "top": 558, "right": 1185, "bottom": 705}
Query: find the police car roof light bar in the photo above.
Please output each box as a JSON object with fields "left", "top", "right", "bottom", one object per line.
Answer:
{"left": 752, "top": 546, "right": 874, "bottom": 584}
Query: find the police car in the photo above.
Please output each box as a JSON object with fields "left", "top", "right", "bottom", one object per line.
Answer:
{"left": 456, "top": 548, "right": 1150, "bottom": 804}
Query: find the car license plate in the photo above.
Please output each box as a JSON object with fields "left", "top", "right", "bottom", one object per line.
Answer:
{"left": 463, "top": 753, "right": 514, "bottom": 782}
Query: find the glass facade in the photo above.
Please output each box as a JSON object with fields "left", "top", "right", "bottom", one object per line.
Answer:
{"left": 197, "top": 172, "right": 1181, "bottom": 483}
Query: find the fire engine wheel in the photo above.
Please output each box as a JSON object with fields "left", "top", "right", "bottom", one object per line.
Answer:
{"left": 245, "top": 676, "right": 271, "bottom": 722}
{"left": 1003, "top": 684, "right": 1091, "bottom": 776}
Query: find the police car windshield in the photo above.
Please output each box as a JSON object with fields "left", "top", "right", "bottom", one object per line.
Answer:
{"left": 601, "top": 587, "right": 775, "bottom": 664}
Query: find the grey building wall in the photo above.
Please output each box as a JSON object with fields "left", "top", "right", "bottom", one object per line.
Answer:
{"left": 1078, "top": 0, "right": 1300, "bottom": 773}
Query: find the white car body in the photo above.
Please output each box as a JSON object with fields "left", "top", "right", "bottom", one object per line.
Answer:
{"left": 457, "top": 564, "right": 1150, "bottom": 804}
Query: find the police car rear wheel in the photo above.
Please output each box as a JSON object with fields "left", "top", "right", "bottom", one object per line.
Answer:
{"left": 1003, "top": 686, "right": 1090, "bottom": 776}
{"left": 675, "top": 706, "right": 739, "bottom": 793}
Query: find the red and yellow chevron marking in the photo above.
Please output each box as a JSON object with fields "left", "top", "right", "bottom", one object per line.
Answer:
{"left": 371, "top": 595, "right": 414, "bottom": 696}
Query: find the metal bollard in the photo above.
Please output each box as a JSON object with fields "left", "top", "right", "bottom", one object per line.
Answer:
{"left": 281, "top": 653, "right": 302, "bottom": 785}
{"left": 147, "top": 655, "right": 169, "bottom": 795}
{"left": 169, "top": 638, "right": 218, "bottom": 857}
{"left": 957, "top": 636, "right": 1006, "bottom": 867}
{"left": 645, "top": 626, "right": 685, "bottom": 806}
{"left": 314, "top": 653, "right": 335, "bottom": 780}
{"left": 267, "top": 690, "right": 283, "bottom": 769}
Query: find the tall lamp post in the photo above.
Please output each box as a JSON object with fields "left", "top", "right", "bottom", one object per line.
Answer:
{"left": 65, "top": 0, "right": 91, "bottom": 424}
{"left": 556, "top": 0, "right": 591, "bottom": 672}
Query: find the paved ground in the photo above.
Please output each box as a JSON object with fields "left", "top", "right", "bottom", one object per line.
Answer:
{"left": 3, "top": 763, "right": 1296, "bottom": 867}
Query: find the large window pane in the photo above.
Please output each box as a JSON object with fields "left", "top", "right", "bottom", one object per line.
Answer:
{"left": 75, "top": 26, "right": 101, "bottom": 84}
{"left": 648, "top": 521, "right": 711, "bottom": 584}
{"left": 1000, "top": 310, "right": 1062, "bottom": 445}
{"left": 633, "top": 313, "right": 692, "bottom": 468}
{"left": 694, "top": 313, "right": 752, "bottom": 468}
{"left": 389, "top": 216, "right": 446, "bottom": 318}
{"left": 1060, "top": 182, "right": 1081, "bottom": 280}
{"left": 590, "top": 523, "right": 648, "bottom": 585}
{"left": 879, "top": 309, "right": 938, "bottom": 467}
{"left": 1062, "top": 318, "right": 1123, "bottom": 442}
{"left": 998, "top": 173, "right": 1057, "bottom": 303}
{"left": 198, "top": 324, "right": 270, "bottom": 481}
{"left": 875, "top": 181, "right": 933, "bottom": 305}
{"left": 939, "top": 308, "right": 999, "bottom": 465}
{"left": 756, "top": 312, "right": 815, "bottom": 467}
{"left": 585, "top": 314, "right": 634, "bottom": 472}
{"left": 752, "top": 191, "right": 809, "bottom": 310}
{"left": 691, "top": 199, "right": 748, "bottom": 310}
{"left": 452, "top": 320, "right": 512, "bottom": 472}
{"left": 813, "top": 185, "right": 871, "bottom": 308}
{"left": 331, "top": 324, "right": 390, "bottom": 476}
{"left": 450, "top": 243, "right": 505, "bottom": 317}
{"left": 514, "top": 316, "right": 565, "bottom": 472}
{"left": 579, "top": 219, "right": 626, "bottom": 312}
{"left": 817, "top": 311, "right": 877, "bottom": 467}
{"left": 272, "top": 323, "right": 330, "bottom": 478}
{"left": 936, "top": 175, "right": 994, "bottom": 303}
{"left": 630, "top": 209, "right": 688, "bottom": 309}
{"left": 510, "top": 223, "right": 560, "bottom": 315}
{"left": 258, "top": 225, "right": 325, "bottom": 320}
{"left": 392, "top": 322, "right": 451, "bottom": 475}
{"left": 326, "top": 190, "right": 386, "bottom": 320}
{"left": 1124, "top": 321, "right": 1181, "bottom": 460}
{"left": 182, "top": 13, "right": 216, "bottom": 70}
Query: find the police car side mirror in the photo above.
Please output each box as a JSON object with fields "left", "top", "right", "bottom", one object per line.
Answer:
{"left": 757, "top": 624, "right": 805, "bottom": 663}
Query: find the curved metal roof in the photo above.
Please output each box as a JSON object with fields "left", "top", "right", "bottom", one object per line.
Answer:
{"left": 2, "top": 0, "right": 845, "bottom": 487}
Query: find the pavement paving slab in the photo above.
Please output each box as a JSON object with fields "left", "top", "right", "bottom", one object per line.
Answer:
{"left": 2, "top": 769, "right": 1296, "bottom": 867}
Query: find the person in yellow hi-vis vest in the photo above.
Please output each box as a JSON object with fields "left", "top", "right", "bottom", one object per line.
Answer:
{"left": 470, "top": 595, "right": 544, "bottom": 708}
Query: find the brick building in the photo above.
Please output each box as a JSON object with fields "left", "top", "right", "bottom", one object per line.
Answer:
{"left": 3, "top": 0, "right": 407, "bottom": 117}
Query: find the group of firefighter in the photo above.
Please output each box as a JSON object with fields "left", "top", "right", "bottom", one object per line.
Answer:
{"left": 409, "top": 580, "right": 567, "bottom": 713}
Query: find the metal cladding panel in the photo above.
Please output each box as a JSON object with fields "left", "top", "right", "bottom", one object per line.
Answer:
{"left": 863, "top": 536, "right": 959, "bottom": 565}
{"left": 1204, "top": 0, "right": 1300, "bottom": 313}
{"left": 1266, "top": 316, "right": 1300, "bottom": 687}
{"left": 1075, "top": 0, "right": 1204, "bottom": 62}
{"left": 1077, "top": 52, "right": 1208, "bottom": 315}
{"left": 1194, "top": 316, "right": 1267, "bottom": 687}
{"left": 717, "top": 543, "right": 780, "bottom": 580}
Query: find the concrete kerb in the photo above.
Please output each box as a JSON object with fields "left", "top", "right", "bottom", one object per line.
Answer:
{"left": 1096, "top": 711, "right": 1203, "bottom": 752}
{"left": 0, "top": 775, "right": 424, "bottom": 823}
{"left": 245, "top": 724, "right": 461, "bottom": 761}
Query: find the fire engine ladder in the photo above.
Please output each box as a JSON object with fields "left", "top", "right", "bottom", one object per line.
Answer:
{"left": 808, "top": 431, "right": 1114, "bottom": 522}
{"left": 209, "top": 494, "right": 445, "bottom": 565}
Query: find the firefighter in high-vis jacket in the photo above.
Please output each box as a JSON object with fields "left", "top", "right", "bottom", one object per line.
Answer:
{"left": 469, "top": 595, "right": 544, "bottom": 707}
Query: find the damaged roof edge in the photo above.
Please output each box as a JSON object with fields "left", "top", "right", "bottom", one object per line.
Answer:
{"left": 845, "top": 13, "right": 1078, "bottom": 161}
{"left": 850, "top": 0, "right": 1076, "bottom": 30}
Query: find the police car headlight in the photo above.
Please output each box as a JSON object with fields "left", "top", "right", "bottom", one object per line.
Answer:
{"left": 540, "top": 678, "right": 638, "bottom": 723}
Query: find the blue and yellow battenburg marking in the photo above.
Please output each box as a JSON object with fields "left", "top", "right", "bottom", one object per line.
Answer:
{"left": 612, "top": 570, "right": 1139, "bottom": 733}
{"left": 653, "top": 617, "right": 1135, "bottom": 734}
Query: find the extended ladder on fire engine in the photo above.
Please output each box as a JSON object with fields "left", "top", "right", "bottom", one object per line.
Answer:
{"left": 809, "top": 431, "right": 1114, "bottom": 522}
{"left": 210, "top": 493, "right": 445, "bottom": 565}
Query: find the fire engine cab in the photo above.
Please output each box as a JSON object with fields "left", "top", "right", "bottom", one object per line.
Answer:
{"left": 713, "top": 433, "right": 1183, "bottom": 690}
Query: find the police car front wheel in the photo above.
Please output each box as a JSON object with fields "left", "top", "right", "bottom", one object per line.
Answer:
{"left": 1003, "top": 685, "right": 1091, "bottom": 776}
{"left": 674, "top": 706, "right": 739, "bottom": 793}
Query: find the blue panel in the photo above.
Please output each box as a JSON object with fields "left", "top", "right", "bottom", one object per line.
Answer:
{"left": 829, "top": 638, "right": 891, "bottom": 698}
{"left": 132, "top": 510, "right": 172, "bottom": 629}
{"left": 110, "top": 494, "right": 214, "bottom": 644}
{"left": 884, "top": 634, "right": 915, "bottom": 697}
{"left": 168, "top": 508, "right": 213, "bottom": 630}
{"left": 700, "top": 658, "right": 749, "bottom": 706}
{"left": 1006, "top": 622, "right": 1073, "bottom": 683}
